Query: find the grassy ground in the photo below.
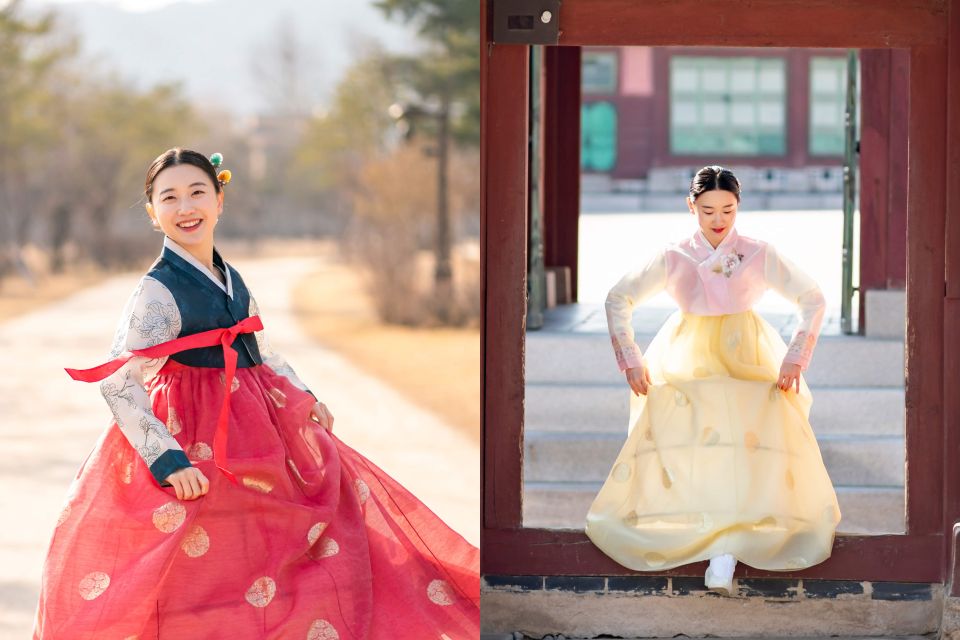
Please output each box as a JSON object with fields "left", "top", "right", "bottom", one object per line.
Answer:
{"left": 0, "top": 268, "right": 108, "bottom": 322}
{"left": 289, "top": 246, "right": 480, "bottom": 442}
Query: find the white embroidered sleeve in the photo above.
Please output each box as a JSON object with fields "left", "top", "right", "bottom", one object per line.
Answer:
{"left": 763, "top": 243, "right": 826, "bottom": 371}
{"left": 604, "top": 248, "right": 668, "bottom": 372}
{"left": 249, "top": 293, "right": 315, "bottom": 399}
{"left": 101, "top": 275, "right": 190, "bottom": 484}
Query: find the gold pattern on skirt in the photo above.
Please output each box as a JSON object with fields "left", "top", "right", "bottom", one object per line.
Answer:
{"left": 152, "top": 501, "right": 187, "bottom": 533}
{"left": 287, "top": 458, "right": 307, "bottom": 484}
{"left": 268, "top": 387, "right": 287, "bottom": 409}
{"left": 426, "top": 579, "right": 455, "bottom": 606}
{"left": 700, "top": 426, "right": 721, "bottom": 446}
{"left": 187, "top": 442, "right": 213, "bottom": 461}
{"left": 585, "top": 310, "right": 841, "bottom": 572}
{"left": 181, "top": 524, "right": 210, "bottom": 558}
{"left": 242, "top": 476, "right": 274, "bottom": 493}
{"left": 753, "top": 515, "right": 782, "bottom": 531}
{"left": 307, "top": 522, "right": 328, "bottom": 546}
{"left": 78, "top": 571, "right": 110, "bottom": 600}
{"left": 166, "top": 405, "right": 182, "bottom": 435}
{"left": 56, "top": 504, "right": 71, "bottom": 527}
{"left": 316, "top": 536, "right": 339, "bottom": 558}
{"left": 120, "top": 461, "right": 134, "bottom": 484}
{"left": 219, "top": 371, "right": 240, "bottom": 392}
{"left": 354, "top": 478, "right": 370, "bottom": 504}
{"left": 661, "top": 466, "right": 673, "bottom": 489}
{"left": 307, "top": 619, "right": 340, "bottom": 640}
{"left": 244, "top": 576, "right": 277, "bottom": 608}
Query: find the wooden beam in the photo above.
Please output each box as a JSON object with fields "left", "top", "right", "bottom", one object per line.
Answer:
{"left": 555, "top": 0, "right": 947, "bottom": 48}
{"left": 905, "top": 44, "right": 947, "bottom": 537}
{"left": 481, "top": 1, "right": 529, "bottom": 535}
{"left": 483, "top": 528, "right": 944, "bottom": 582}
{"left": 943, "top": 0, "right": 960, "bottom": 596}
{"left": 542, "top": 46, "right": 582, "bottom": 300}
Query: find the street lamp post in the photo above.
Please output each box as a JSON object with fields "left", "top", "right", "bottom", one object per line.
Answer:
{"left": 389, "top": 98, "right": 454, "bottom": 320}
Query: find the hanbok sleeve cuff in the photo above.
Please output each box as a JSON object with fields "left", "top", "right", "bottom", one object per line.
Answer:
{"left": 150, "top": 449, "right": 192, "bottom": 486}
{"left": 784, "top": 330, "right": 817, "bottom": 371}
{"left": 611, "top": 337, "right": 644, "bottom": 372}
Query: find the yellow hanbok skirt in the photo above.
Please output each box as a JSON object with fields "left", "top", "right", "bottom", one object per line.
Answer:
{"left": 585, "top": 309, "right": 841, "bottom": 572}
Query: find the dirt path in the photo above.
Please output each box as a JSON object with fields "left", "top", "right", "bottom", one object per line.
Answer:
{"left": 0, "top": 255, "right": 479, "bottom": 637}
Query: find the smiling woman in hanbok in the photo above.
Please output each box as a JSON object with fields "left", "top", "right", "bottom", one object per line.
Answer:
{"left": 32, "top": 148, "right": 479, "bottom": 639}
{"left": 584, "top": 165, "right": 841, "bottom": 596}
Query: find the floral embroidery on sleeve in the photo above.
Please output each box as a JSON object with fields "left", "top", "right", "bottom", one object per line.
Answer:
{"left": 610, "top": 334, "right": 644, "bottom": 371}
{"left": 100, "top": 276, "right": 186, "bottom": 476}
{"left": 785, "top": 330, "right": 818, "bottom": 368}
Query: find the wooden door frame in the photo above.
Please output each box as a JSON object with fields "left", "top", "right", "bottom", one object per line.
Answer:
{"left": 482, "top": 0, "right": 960, "bottom": 584}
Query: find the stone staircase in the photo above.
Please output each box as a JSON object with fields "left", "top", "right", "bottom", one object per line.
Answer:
{"left": 522, "top": 301, "right": 906, "bottom": 534}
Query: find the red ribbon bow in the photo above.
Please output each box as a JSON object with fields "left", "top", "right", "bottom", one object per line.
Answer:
{"left": 66, "top": 315, "right": 264, "bottom": 484}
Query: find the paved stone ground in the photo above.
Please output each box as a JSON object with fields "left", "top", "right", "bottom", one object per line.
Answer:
{"left": 0, "top": 255, "right": 479, "bottom": 637}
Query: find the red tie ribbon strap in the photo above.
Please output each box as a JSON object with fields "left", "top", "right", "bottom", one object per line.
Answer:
{"left": 66, "top": 315, "right": 264, "bottom": 484}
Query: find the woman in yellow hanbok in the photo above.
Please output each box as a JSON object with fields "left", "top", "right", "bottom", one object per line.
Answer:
{"left": 584, "top": 166, "right": 841, "bottom": 595}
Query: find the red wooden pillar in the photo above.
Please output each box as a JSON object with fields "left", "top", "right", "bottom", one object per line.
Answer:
{"left": 480, "top": 0, "right": 528, "bottom": 533}
{"left": 943, "top": 0, "right": 960, "bottom": 597}
{"left": 542, "top": 46, "right": 582, "bottom": 301}
{"left": 858, "top": 49, "right": 909, "bottom": 329}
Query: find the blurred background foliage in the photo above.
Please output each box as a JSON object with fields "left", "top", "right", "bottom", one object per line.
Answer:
{"left": 0, "top": 0, "right": 479, "bottom": 326}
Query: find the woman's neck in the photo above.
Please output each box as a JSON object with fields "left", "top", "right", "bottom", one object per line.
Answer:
{"left": 171, "top": 238, "right": 215, "bottom": 272}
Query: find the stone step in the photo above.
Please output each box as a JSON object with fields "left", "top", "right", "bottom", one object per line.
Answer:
{"left": 524, "top": 384, "right": 905, "bottom": 437}
{"left": 526, "top": 332, "right": 904, "bottom": 387}
{"left": 523, "top": 482, "right": 904, "bottom": 535}
{"left": 523, "top": 432, "right": 904, "bottom": 487}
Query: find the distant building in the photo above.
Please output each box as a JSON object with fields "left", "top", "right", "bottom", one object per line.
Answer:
{"left": 581, "top": 47, "right": 851, "bottom": 208}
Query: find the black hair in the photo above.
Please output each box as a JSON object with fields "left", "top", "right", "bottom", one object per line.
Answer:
{"left": 144, "top": 147, "right": 220, "bottom": 202}
{"left": 689, "top": 165, "right": 741, "bottom": 202}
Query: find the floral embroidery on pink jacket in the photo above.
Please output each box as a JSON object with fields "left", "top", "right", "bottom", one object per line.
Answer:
{"left": 605, "top": 227, "right": 826, "bottom": 372}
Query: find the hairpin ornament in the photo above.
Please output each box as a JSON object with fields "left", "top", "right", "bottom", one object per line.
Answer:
{"left": 209, "top": 152, "right": 232, "bottom": 187}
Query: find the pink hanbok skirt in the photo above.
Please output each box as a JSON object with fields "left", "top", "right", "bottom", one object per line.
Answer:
{"left": 33, "top": 359, "right": 479, "bottom": 639}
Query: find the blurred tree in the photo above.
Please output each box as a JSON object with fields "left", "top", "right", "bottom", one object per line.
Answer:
{"left": 290, "top": 43, "right": 400, "bottom": 213}
{"left": 0, "top": 0, "right": 72, "bottom": 280}
{"left": 373, "top": 0, "right": 478, "bottom": 319}
{"left": 373, "top": 0, "right": 479, "bottom": 146}
{"left": 62, "top": 79, "right": 203, "bottom": 266}
{"left": 284, "top": 1, "right": 481, "bottom": 325}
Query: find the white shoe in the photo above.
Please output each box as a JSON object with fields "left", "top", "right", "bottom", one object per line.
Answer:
{"left": 704, "top": 553, "right": 737, "bottom": 595}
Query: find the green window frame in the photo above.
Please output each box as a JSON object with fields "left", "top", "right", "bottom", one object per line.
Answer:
{"left": 809, "top": 57, "right": 847, "bottom": 156}
{"left": 581, "top": 101, "right": 618, "bottom": 172}
{"left": 670, "top": 56, "right": 787, "bottom": 156}
{"left": 582, "top": 51, "right": 618, "bottom": 94}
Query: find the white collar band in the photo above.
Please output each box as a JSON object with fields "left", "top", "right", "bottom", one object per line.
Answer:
{"left": 162, "top": 235, "right": 233, "bottom": 299}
